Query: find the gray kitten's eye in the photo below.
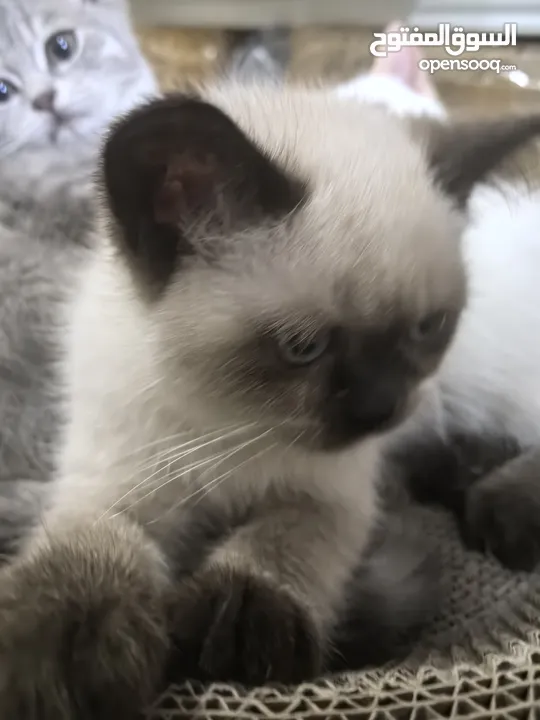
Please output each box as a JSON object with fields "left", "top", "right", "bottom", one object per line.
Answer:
{"left": 278, "top": 332, "right": 330, "bottom": 366}
{"left": 0, "top": 79, "right": 17, "bottom": 104}
{"left": 46, "top": 30, "right": 78, "bottom": 64}
{"left": 411, "top": 311, "right": 448, "bottom": 342}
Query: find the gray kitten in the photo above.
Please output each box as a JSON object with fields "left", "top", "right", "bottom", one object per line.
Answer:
{"left": 0, "top": 190, "right": 92, "bottom": 556}
{"left": 0, "top": 0, "right": 156, "bottom": 198}
{"left": 0, "top": 0, "right": 156, "bottom": 552}
{"left": 0, "top": 87, "right": 538, "bottom": 718}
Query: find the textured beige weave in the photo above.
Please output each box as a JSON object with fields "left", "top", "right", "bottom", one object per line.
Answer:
{"left": 148, "top": 504, "right": 540, "bottom": 719}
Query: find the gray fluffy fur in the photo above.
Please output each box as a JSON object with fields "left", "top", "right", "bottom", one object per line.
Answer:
{"left": 0, "top": 190, "right": 91, "bottom": 555}
{"left": 0, "top": 0, "right": 156, "bottom": 198}
{"left": 0, "top": 0, "right": 156, "bottom": 552}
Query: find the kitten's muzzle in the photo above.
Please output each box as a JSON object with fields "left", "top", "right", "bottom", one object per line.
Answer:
{"left": 32, "top": 90, "right": 57, "bottom": 113}
{"left": 344, "top": 379, "right": 406, "bottom": 431}
{"left": 322, "top": 370, "right": 414, "bottom": 450}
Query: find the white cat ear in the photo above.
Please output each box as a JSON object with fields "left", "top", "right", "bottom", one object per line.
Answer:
{"left": 421, "top": 114, "right": 540, "bottom": 207}
{"left": 370, "top": 21, "right": 439, "bottom": 101}
{"left": 102, "top": 94, "right": 306, "bottom": 292}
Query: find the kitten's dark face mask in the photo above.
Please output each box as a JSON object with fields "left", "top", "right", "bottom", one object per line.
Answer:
{"left": 299, "top": 318, "right": 455, "bottom": 449}
{"left": 101, "top": 94, "right": 540, "bottom": 452}
{"left": 217, "top": 309, "right": 460, "bottom": 451}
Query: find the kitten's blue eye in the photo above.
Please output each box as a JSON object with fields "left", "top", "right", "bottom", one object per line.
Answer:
{"left": 46, "top": 30, "right": 77, "bottom": 63}
{"left": 278, "top": 331, "right": 330, "bottom": 366}
{"left": 0, "top": 79, "right": 16, "bottom": 104}
{"left": 411, "top": 311, "right": 448, "bottom": 342}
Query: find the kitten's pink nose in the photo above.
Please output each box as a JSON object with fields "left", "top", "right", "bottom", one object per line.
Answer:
{"left": 32, "top": 89, "right": 56, "bottom": 112}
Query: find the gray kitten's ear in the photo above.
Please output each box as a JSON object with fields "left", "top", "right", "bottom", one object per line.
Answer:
{"left": 419, "top": 114, "right": 540, "bottom": 207}
{"left": 102, "top": 94, "right": 306, "bottom": 291}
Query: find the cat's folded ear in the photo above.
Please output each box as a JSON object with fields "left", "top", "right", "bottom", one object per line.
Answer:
{"left": 101, "top": 94, "right": 306, "bottom": 292}
{"left": 415, "top": 114, "right": 540, "bottom": 207}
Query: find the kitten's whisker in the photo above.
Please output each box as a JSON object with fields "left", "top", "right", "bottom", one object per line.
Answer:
{"left": 107, "top": 449, "right": 231, "bottom": 519}
{"left": 117, "top": 450, "right": 234, "bottom": 518}
{"left": 138, "top": 425, "right": 276, "bottom": 514}
{"left": 139, "top": 425, "right": 278, "bottom": 523}
{"left": 96, "top": 426, "right": 253, "bottom": 521}
{"left": 91, "top": 433, "right": 192, "bottom": 479}
{"left": 282, "top": 428, "right": 306, "bottom": 457}
{"left": 98, "top": 447, "right": 230, "bottom": 522}
{"left": 116, "top": 422, "right": 249, "bottom": 469}
{"left": 147, "top": 440, "right": 277, "bottom": 526}
{"left": 192, "top": 443, "right": 278, "bottom": 509}
{"left": 144, "top": 461, "right": 234, "bottom": 525}
{"left": 190, "top": 429, "right": 273, "bottom": 486}
{"left": 130, "top": 423, "right": 253, "bottom": 476}
{"left": 132, "top": 426, "right": 257, "bottom": 487}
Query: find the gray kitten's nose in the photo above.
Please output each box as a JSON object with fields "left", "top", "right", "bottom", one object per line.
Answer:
{"left": 32, "top": 89, "right": 56, "bottom": 112}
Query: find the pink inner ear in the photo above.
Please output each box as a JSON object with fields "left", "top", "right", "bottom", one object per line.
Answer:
{"left": 370, "top": 20, "right": 439, "bottom": 100}
{"left": 153, "top": 154, "right": 218, "bottom": 225}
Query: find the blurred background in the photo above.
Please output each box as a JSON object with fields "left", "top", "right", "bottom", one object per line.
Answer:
{"left": 131, "top": 0, "right": 540, "bottom": 115}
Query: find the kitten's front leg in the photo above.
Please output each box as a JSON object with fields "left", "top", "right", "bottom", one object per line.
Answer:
{"left": 169, "top": 492, "right": 365, "bottom": 685}
{"left": 0, "top": 518, "right": 171, "bottom": 719}
{"left": 465, "top": 446, "right": 540, "bottom": 571}
{"left": 396, "top": 430, "right": 539, "bottom": 570}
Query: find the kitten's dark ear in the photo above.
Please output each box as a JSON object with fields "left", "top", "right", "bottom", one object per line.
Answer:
{"left": 102, "top": 94, "right": 306, "bottom": 292}
{"left": 419, "top": 114, "right": 540, "bottom": 207}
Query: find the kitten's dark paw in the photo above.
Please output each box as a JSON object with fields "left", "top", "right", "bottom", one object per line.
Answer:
{"left": 169, "top": 567, "right": 323, "bottom": 685}
{"left": 0, "top": 527, "right": 169, "bottom": 719}
{"left": 465, "top": 473, "right": 540, "bottom": 571}
{"left": 392, "top": 431, "right": 520, "bottom": 522}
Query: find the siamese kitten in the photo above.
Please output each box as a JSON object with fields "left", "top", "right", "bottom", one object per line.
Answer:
{"left": 0, "top": 0, "right": 156, "bottom": 199}
{"left": 0, "top": 85, "right": 537, "bottom": 717}
{"left": 344, "top": 36, "right": 540, "bottom": 572}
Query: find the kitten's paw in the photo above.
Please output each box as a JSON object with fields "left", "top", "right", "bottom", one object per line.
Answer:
{"left": 0, "top": 526, "right": 170, "bottom": 719}
{"left": 465, "top": 469, "right": 540, "bottom": 571}
{"left": 169, "top": 567, "right": 323, "bottom": 685}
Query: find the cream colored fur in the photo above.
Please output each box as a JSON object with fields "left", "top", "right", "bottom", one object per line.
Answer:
{"left": 33, "top": 83, "right": 464, "bottom": 631}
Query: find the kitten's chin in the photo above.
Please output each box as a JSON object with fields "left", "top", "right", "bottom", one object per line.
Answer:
{"left": 50, "top": 117, "right": 101, "bottom": 147}
{"left": 316, "top": 421, "right": 401, "bottom": 453}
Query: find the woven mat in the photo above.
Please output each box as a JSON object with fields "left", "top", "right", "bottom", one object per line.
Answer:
{"left": 148, "top": 504, "right": 540, "bottom": 719}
